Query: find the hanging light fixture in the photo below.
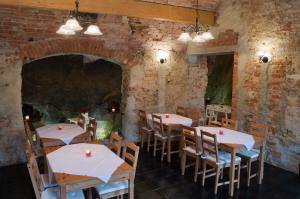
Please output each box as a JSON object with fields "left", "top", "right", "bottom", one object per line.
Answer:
{"left": 178, "top": 0, "right": 214, "bottom": 43}
{"left": 57, "top": 0, "right": 102, "bottom": 36}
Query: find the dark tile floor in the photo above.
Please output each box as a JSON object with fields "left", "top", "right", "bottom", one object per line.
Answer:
{"left": 1, "top": 148, "right": 300, "bottom": 199}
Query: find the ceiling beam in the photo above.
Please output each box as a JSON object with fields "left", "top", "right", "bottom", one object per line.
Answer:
{"left": 0, "top": 0, "right": 215, "bottom": 25}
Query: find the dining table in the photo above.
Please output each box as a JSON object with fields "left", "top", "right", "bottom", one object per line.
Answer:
{"left": 195, "top": 126, "right": 265, "bottom": 197}
{"left": 147, "top": 113, "right": 193, "bottom": 162}
{"left": 36, "top": 123, "right": 91, "bottom": 147}
{"left": 44, "top": 141, "right": 134, "bottom": 199}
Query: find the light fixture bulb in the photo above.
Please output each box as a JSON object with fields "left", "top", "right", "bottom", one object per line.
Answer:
{"left": 65, "top": 18, "right": 83, "bottom": 31}
{"left": 84, "top": 25, "right": 103, "bottom": 36}
{"left": 56, "top": 25, "right": 76, "bottom": 35}
{"left": 192, "top": 34, "right": 205, "bottom": 43}
{"left": 201, "top": 32, "right": 214, "bottom": 40}
{"left": 178, "top": 33, "right": 192, "bottom": 42}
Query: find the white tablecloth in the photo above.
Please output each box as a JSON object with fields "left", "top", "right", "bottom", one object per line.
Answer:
{"left": 195, "top": 126, "right": 255, "bottom": 150}
{"left": 47, "top": 143, "right": 124, "bottom": 183}
{"left": 147, "top": 113, "right": 193, "bottom": 127}
{"left": 36, "top": 123, "right": 85, "bottom": 144}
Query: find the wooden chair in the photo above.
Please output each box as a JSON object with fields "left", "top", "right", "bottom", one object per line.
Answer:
{"left": 109, "top": 132, "right": 123, "bottom": 156}
{"left": 95, "top": 141, "right": 140, "bottom": 199}
{"left": 138, "top": 110, "right": 154, "bottom": 152}
{"left": 176, "top": 106, "right": 186, "bottom": 117}
{"left": 221, "top": 118, "right": 238, "bottom": 130}
{"left": 181, "top": 126, "right": 203, "bottom": 182}
{"left": 87, "top": 118, "right": 97, "bottom": 141}
{"left": 237, "top": 123, "right": 268, "bottom": 187}
{"left": 27, "top": 154, "right": 84, "bottom": 199}
{"left": 24, "top": 120, "right": 43, "bottom": 157}
{"left": 77, "top": 114, "right": 85, "bottom": 129}
{"left": 201, "top": 130, "right": 241, "bottom": 194}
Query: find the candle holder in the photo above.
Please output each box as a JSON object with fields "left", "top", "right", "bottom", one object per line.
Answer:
{"left": 85, "top": 149, "right": 92, "bottom": 157}
{"left": 165, "top": 114, "right": 170, "bottom": 118}
{"left": 219, "top": 130, "right": 224, "bottom": 135}
{"left": 58, "top": 125, "right": 63, "bottom": 130}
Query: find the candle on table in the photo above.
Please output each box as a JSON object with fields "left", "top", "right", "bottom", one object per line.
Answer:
{"left": 58, "top": 125, "right": 63, "bottom": 130}
{"left": 165, "top": 114, "right": 169, "bottom": 118}
{"left": 85, "top": 149, "right": 92, "bottom": 157}
{"left": 219, "top": 130, "right": 224, "bottom": 135}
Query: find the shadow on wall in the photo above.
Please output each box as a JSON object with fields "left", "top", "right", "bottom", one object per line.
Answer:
{"left": 21, "top": 54, "right": 122, "bottom": 139}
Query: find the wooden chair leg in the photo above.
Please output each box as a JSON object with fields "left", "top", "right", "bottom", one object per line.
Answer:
{"left": 220, "top": 168, "right": 224, "bottom": 180}
{"left": 153, "top": 137, "right": 157, "bottom": 157}
{"left": 214, "top": 167, "right": 220, "bottom": 195}
{"left": 181, "top": 151, "right": 186, "bottom": 176}
{"left": 237, "top": 163, "right": 241, "bottom": 189}
{"left": 247, "top": 159, "right": 252, "bottom": 187}
{"left": 202, "top": 160, "right": 207, "bottom": 187}
{"left": 147, "top": 133, "right": 151, "bottom": 152}
{"left": 140, "top": 131, "right": 144, "bottom": 148}
{"left": 194, "top": 156, "right": 200, "bottom": 182}
{"left": 161, "top": 140, "right": 166, "bottom": 161}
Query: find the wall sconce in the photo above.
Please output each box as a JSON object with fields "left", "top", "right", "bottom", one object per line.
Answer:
{"left": 258, "top": 51, "right": 272, "bottom": 63}
{"left": 157, "top": 50, "right": 169, "bottom": 64}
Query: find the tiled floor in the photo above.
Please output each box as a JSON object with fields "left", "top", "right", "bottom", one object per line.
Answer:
{"left": 1, "top": 148, "right": 300, "bottom": 199}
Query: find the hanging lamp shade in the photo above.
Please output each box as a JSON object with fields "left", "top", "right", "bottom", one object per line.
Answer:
{"left": 65, "top": 18, "right": 83, "bottom": 31}
{"left": 56, "top": 25, "right": 76, "bottom": 35}
{"left": 192, "top": 34, "right": 205, "bottom": 43}
{"left": 178, "top": 32, "right": 192, "bottom": 42}
{"left": 201, "top": 32, "right": 214, "bottom": 40}
{"left": 84, "top": 25, "right": 103, "bottom": 36}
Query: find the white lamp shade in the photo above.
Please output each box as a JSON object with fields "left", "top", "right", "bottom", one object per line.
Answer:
{"left": 201, "top": 32, "right": 214, "bottom": 40}
{"left": 192, "top": 34, "right": 205, "bottom": 43}
{"left": 84, "top": 25, "right": 103, "bottom": 36}
{"left": 56, "top": 25, "right": 76, "bottom": 35}
{"left": 178, "top": 32, "right": 192, "bottom": 42}
{"left": 65, "top": 18, "right": 83, "bottom": 31}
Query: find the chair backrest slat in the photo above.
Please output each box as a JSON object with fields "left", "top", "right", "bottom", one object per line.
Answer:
{"left": 176, "top": 106, "right": 186, "bottom": 117}
{"left": 152, "top": 114, "right": 165, "bottom": 137}
{"left": 200, "top": 130, "right": 219, "bottom": 162}
{"left": 27, "top": 154, "right": 43, "bottom": 199}
{"left": 122, "top": 141, "right": 139, "bottom": 180}
{"left": 221, "top": 118, "right": 238, "bottom": 130}
{"left": 77, "top": 114, "right": 85, "bottom": 128}
{"left": 87, "top": 118, "right": 97, "bottom": 141}
{"left": 182, "top": 126, "right": 201, "bottom": 154}
{"left": 250, "top": 123, "right": 268, "bottom": 139}
{"left": 138, "top": 110, "right": 148, "bottom": 128}
{"left": 109, "top": 132, "right": 123, "bottom": 156}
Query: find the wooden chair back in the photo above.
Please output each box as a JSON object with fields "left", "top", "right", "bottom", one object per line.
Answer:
{"left": 221, "top": 118, "right": 238, "bottom": 130}
{"left": 176, "top": 106, "right": 186, "bottom": 117}
{"left": 182, "top": 126, "right": 201, "bottom": 154}
{"left": 250, "top": 123, "right": 268, "bottom": 139}
{"left": 109, "top": 132, "right": 123, "bottom": 156}
{"left": 200, "top": 130, "right": 219, "bottom": 163}
{"left": 87, "top": 118, "right": 97, "bottom": 140}
{"left": 122, "top": 141, "right": 140, "bottom": 180}
{"left": 77, "top": 114, "right": 85, "bottom": 128}
{"left": 27, "top": 154, "right": 43, "bottom": 199}
{"left": 151, "top": 114, "right": 165, "bottom": 137}
{"left": 138, "top": 110, "right": 148, "bottom": 128}
{"left": 24, "top": 120, "right": 34, "bottom": 146}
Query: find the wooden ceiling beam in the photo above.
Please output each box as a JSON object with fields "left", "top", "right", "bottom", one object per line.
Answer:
{"left": 0, "top": 0, "right": 215, "bottom": 25}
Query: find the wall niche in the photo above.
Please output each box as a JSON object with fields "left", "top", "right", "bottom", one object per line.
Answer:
{"left": 22, "top": 54, "right": 122, "bottom": 139}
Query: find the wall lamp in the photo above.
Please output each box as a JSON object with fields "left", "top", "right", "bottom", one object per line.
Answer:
{"left": 157, "top": 50, "right": 169, "bottom": 64}
{"left": 258, "top": 51, "right": 272, "bottom": 63}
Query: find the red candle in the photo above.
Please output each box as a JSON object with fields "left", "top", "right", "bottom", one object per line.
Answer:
{"left": 58, "top": 125, "right": 63, "bottom": 130}
{"left": 219, "top": 130, "right": 224, "bottom": 135}
{"left": 166, "top": 114, "right": 169, "bottom": 118}
{"left": 85, "top": 150, "right": 92, "bottom": 157}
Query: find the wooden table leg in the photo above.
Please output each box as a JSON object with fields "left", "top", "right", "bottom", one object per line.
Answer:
{"left": 229, "top": 149, "right": 236, "bottom": 197}
{"left": 167, "top": 126, "right": 172, "bottom": 163}
{"left": 128, "top": 172, "right": 134, "bottom": 199}
{"left": 258, "top": 144, "right": 265, "bottom": 184}
{"left": 60, "top": 185, "right": 67, "bottom": 199}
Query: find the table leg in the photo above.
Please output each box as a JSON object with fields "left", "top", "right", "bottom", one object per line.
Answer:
{"left": 167, "top": 126, "right": 172, "bottom": 163}
{"left": 258, "top": 144, "right": 265, "bottom": 184}
{"left": 60, "top": 185, "right": 67, "bottom": 199}
{"left": 128, "top": 172, "right": 134, "bottom": 199}
{"left": 229, "top": 149, "right": 236, "bottom": 197}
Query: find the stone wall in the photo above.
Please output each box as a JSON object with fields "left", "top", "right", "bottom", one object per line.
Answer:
{"left": 0, "top": 6, "right": 208, "bottom": 166}
{"left": 189, "top": 0, "right": 300, "bottom": 173}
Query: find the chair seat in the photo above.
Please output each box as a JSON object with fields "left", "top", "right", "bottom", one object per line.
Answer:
{"left": 41, "top": 174, "right": 57, "bottom": 189}
{"left": 203, "top": 151, "right": 241, "bottom": 167}
{"left": 154, "top": 132, "right": 180, "bottom": 140}
{"left": 237, "top": 149, "right": 260, "bottom": 159}
{"left": 41, "top": 187, "right": 84, "bottom": 199}
{"left": 183, "top": 146, "right": 202, "bottom": 156}
{"left": 96, "top": 180, "right": 128, "bottom": 195}
{"left": 142, "top": 126, "right": 154, "bottom": 133}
